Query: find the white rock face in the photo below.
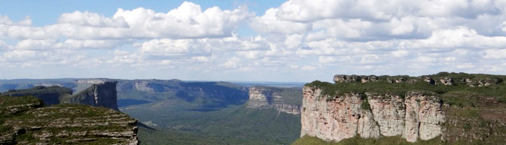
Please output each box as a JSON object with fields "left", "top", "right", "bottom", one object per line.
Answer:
{"left": 247, "top": 87, "right": 301, "bottom": 115}
{"left": 301, "top": 86, "right": 445, "bottom": 143}
{"left": 403, "top": 92, "right": 445, "bottom": 142}
{"left": 368, "top": 93, "right": 405, "bottom": 137}
{"left": 133, "top": 81, "right": 154, "bottom": 92}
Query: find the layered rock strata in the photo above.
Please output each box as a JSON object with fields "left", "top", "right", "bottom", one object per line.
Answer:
{"left": 62, "top": 81, "right": 119, "bottom": 110}
{"left": 247, "top": 87, "right": 301, "bottom": 115}
{"left": 0, "top": 96, "right": 138, "bottom": 144}
{"left": 300, "top": 86, "right": 445, "bottom": 142}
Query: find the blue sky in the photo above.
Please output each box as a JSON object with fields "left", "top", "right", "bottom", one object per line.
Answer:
{"left": 0, "top": 0, "right": 506, "bottom": 82}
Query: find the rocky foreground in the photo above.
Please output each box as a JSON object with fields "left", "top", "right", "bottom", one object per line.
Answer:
{"left": 0, "top": 96, "right": 138, "bottom": 144}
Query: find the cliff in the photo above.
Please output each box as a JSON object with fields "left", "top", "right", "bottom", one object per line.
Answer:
{"left": 0, "top": 79, "right": 119, "bottom": 110}
{"left": 301, "top": 87, "right": 444, "bottom": 142}
{"left": 247, "top": 86, "right": 302, "bottom": 115}
{"left": 0, "top": 96, "right": 138, "bottom": 144}
{"left": 299, "top": 72, "right": 506, "bottom": 144}
{"left": 1, "top": 86, "right": 72, "bottom": 106}
{"left": 62, "top": 81, "right": 119, "bottom": 110}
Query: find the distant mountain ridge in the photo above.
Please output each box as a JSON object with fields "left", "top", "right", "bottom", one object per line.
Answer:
{"left": 1, "top": 79, "right": 119, "bottom": 110}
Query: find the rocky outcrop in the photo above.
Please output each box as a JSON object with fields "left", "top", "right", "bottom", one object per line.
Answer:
{"left": 334, "top": 75, "right": 378, "bottom": 83}
{"left": 62, "top": 81, "right": 119, "bottom": 110}
{"left": 333, "top": 73, "right": 503, "bottom": 87}
{"left": 300, "top": 86, "right": 445, "bottom": 143}
{"left": 246, "top": 87, "right": 301, "bottom": 115}
{"left": 0, "top": 96, "right": 138, "bottom": 144}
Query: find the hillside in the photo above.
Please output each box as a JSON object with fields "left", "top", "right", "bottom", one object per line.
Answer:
{"left": 0, "top": 96, "right": 138, "bottom": 144}
{"left": 296, "top": 72, "right": 506, "bottom": 144}
{"left": 121, "top": 85, "right": 303, "bottom": 145}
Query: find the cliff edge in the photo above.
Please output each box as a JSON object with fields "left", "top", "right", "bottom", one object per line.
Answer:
{"left": 299, "top": 72, "right": 506, "bottom": 144}
{"left": 0, "top": 96, "right": 138, "bottom": 144}
{"left": 62, "top": 81, "right": 119, "bottom": 110}
{"left": 247, "top": 86, "right": 302, "bottom": 115}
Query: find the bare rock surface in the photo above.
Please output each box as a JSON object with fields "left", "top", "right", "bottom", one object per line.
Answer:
{"left": 300, "top": 86, "right": 445, "bottom": 143}
{"left": 246, "top": 87, "right": 301, "bottom": 115}
{"left": 0, "top": 96, "right": 138, "bottom": 144}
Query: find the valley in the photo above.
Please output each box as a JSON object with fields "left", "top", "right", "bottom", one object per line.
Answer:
{"left": 0, "top": 79, "right": 304, "bottom": 145}
{"left": 3, "top": 72, "right": 506, "bottom": 145}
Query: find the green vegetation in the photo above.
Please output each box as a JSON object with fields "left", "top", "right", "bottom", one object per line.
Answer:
{"left": 125, "top": 102, "right": 301, "bottom": 145}
{"left": 305, "top": 73, "right": 506, "bottom": 105}
{"left": 0, "top": 96, "right": 137, "bottom": 144}
{"left": 300, "top": 72, "right": 506, "bottom": 144}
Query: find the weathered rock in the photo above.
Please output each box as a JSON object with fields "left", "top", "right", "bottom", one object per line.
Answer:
{"left": 62, "top": 81, "right": 119, "bottom": 110}
{"left": 0, "top": 96, "right": 138, "bottom": 144}
{"left": 424, "top": 77, "right": 435, "bottom": 85}
{"left": 402, "top": 92, "right": 445, "bottom": 142}
{"left": 368, "top": 93, "right": 405, "bottom": 137}
{"left": 300, "top": 86, "right": 444, "bottom": 143}
{"left": 439, "top": 77, "right": 454, "bottom": 86}
{"left": 247, "top": 87, "right": 301, "bottom": 115}
{"left": 334, "top": 75, "right": 361, "bottom": 83}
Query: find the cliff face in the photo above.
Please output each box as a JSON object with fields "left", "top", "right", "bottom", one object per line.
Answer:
{"left": 246, "top": 87, "right": 301, "bottom": 115}
{"left": 62, "top": 81, "right": 119, "bottom": 110}
{"left": 300, "top": 86, "right": 445, "bottom": 143}
{"left": 0, "top": 96, "right": 138, "bottom": 144}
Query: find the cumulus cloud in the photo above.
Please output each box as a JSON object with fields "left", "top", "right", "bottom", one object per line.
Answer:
{"left": 58, "top": 11, "right": 128, "bottom": 27}
{"left": 250, "top": 8, "right": 311, "bottom": 34}
{"left": 14, "top": 39, "right": 126, "bottom": 50}
{"left": 276, "top": 0, "right": 502, "bottom": 22}
{"left": 138, "top": 39, "right": 212, "bottom": 58}
{"left": 2, "top": 0, "right": 506, "bottom": 81}
{"left": 0, "top": 2, "right": 253, "bottom": 40}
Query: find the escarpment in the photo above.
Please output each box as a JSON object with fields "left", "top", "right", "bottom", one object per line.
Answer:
{"left": 300, "top": 88, "right": 444, "bottom": 142}
{"left": 62, "top": 81, "right": 119, "bottom": 110}
{"left": 1, "top": 79, "right": 119, "bottom": 110}
{"left": 247, "top": 86, "right": 302, "bottom": 115}
{"left": 300, "top": 72, "right": 506, "bottom": 144}
{"left": 0, "top": 96, "right": 138, "bottom": 144}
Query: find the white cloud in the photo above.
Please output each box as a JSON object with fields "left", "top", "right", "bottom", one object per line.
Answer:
{"left": 14, "top": 39, "right": 125, "bottom": 50}
{"left": 59, "top": 11, "right": 128, "bottom": 27}
{"left": 2, "top": 1, "right": 506, "bottom": 81}
{"left": 250, "top": 8, "right": 311, "bottom": 34}
{"left": 112, "top": 2, "right": 253, "bottom": 39}
{"left": 301, "top": 65, "right": 316, "bottom": 71}
{"left": 276, "top": 0, "right": 502, "bottom": 22}
{"left": 0, "top": 2, "right": 253, "bottom": 40}
{"left": 484, "top": 49, "right": 506, "bottom": 59}
{"left": 222, "top": 57, "right": 240, "bottom": 68}
{"left": 138, "top": 39, "right": 212, "bottom": 58}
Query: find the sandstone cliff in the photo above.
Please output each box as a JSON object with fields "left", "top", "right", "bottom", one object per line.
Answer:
{"left": 246, "top": 86, "right": 302, "bottom": 115}
{"left": 62, "top": 81, "right": 119, "bottom": 110}
{"left": 0, "top": 96, "right": 138, "bottom": 144}
{"left": 300, "top": 87, "right": 444, "bottom": 142}
{"left": 301, "top": 72, "right": 506, "bottom": 144}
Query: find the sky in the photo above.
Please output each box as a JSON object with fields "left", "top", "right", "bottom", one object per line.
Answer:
{"left": 1, "top": 0, "right": 506, "bottom": 82}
